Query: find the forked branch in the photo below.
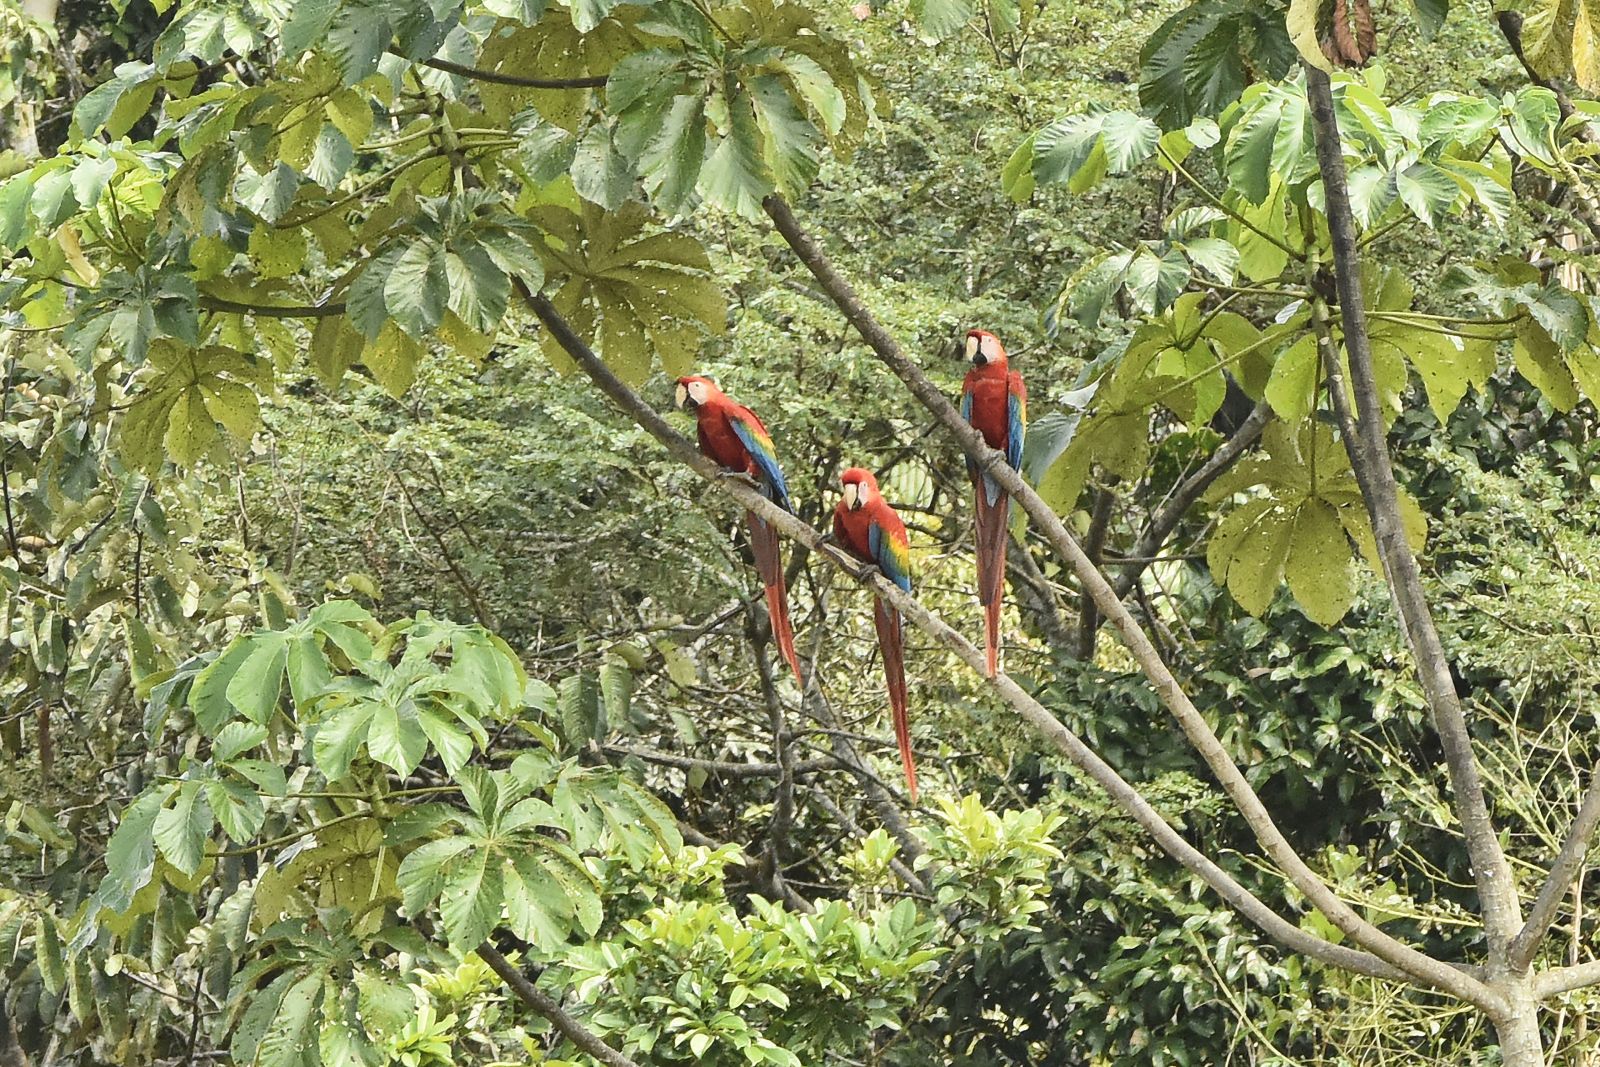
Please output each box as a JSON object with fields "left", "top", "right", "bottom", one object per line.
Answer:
{"left": 756, "top": 194, "right": 1495, "bottom": 1006}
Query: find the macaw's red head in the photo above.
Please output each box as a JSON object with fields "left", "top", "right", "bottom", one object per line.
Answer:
{"left": 674, "top": 375, "right": 721, "bottom": 411}
{"left": 964, "top": 329, "right": 1007, "bottom": 368}
{"left": 839, "top": 466, "right": 881, "bottom": 511}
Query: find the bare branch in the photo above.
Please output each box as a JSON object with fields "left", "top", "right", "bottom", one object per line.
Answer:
{"left": 197, "top": 296, "right": 346, "bottom": 318}
{"left": 756, "top": 193, "right": 1496, "bottom": 1006}
{"left": 417, "top": 55, "right": 608, "bottom": 88}
{"left": 519, "top": 282, "right": 1494, "bottom": 1003}
{"left": 1510, "top": 774, "right": 1600, "bottom": 970}
{"left": 1536, "top": 959, "right": 1600, "bottom": 1000}
{"left": 1303, "top": 65, "right": 1520, "bottom": 950}
{"left": 1110, "top": 400, "right": 1272, "bottom": 598}
{"left": 601, "top": 744, "right": 832, "bottom": 779}
{"left": 476, "top": 942, "right": 640, "bottom": 1067}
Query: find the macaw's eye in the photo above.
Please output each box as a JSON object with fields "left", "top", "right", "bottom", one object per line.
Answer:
{"left": 675, "top": 383, "right": 689, "bottom": 408}
{"left": 965, "top": 335, "right": 980, "bottom": 360}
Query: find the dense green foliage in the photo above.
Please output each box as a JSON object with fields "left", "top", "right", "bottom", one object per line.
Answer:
{"left": 6, "top": 0, "right": 1600, "bottom": 1062}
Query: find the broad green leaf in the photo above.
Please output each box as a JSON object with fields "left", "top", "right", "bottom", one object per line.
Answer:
{"left": 1264, "top": 335, "right": 1321, "bottom": 421}
{"left": 1285, "top": 499, "right": 1357, "bottom": 625}
{"left": 153, "top": 781, "right": 212, "bottom": 876}
{"left": 384, "top": 240, "right": 448, "bottom": 338}
{"left": 368, "top": 699, "right": 429, "bottom": 776}
{"left": 227, "top": 634, "right": 288, "bottom": 724}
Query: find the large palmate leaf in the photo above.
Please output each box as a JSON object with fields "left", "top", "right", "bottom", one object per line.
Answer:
{"left": 1203, "top": 421, "right": 1426, "bottom": 624}
{"left": 1139, "top": 0, "right": 1297, "bottom": 130}
{"left": 530, "top": 201, "right": 725, "bottom": 384}
{"left": 116, "top": 342, "right": 274, "bottom": 473}
{"left": 601, "top": 0, "right": 871, "bottom": 216}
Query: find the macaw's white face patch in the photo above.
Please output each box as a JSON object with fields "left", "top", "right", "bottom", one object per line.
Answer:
{"left": 676, "top": 379, "right": 710, "bottom": 408}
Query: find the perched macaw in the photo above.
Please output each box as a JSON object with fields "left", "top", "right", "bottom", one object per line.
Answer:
{"left": 959, "top": 329, "right": 1026, "bottom": 677}
{"left": 675, "top": 375, "right": 804, "bottom": 688}
{"left": 832, "top": 467, "right": 917, "bottom": 801}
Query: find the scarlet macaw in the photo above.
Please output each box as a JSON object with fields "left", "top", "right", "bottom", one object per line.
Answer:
{"left": 832, "top": 467, "right": 918, "bottom": 800}
{"left": 675, "top": 375, "right": 804, "bottom": 688}
{"left": 959, "top": 330, "right": 1026, "bottom": 677}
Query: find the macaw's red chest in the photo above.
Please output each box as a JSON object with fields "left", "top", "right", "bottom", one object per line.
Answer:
{"left": 834, "top": 503, "right": 876, "bottom": 561}
{"left": 695, "top": 403, "right": 755, "bottom": 472}
{"left": 963, "top": 368, "right": 1013, "bottom": 451}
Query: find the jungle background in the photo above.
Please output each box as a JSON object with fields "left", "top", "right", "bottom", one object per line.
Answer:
{"left": 4, "top": 0, "right": 1600, "bottom": 1062}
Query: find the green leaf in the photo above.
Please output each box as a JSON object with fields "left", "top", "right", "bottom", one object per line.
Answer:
{"left": 227, "top": 635, "right": 288, "bottom": 724}
{"left": 1284, "top": 500, "right": 1357, "bottom": 625}
{"left": 751, "top": 74, "right": 821, "bottom": 199}
{"left": 384, "top": 240, "right": 449, "bottom": 338}
{"left": 99, "top": 790, "right": 167, "bottom": 911}
{"left": 1394, "top": 161, "right": 1461, "bottom": 226}
{"left": 255, "top": 973, "right": 322, "bottom": 1067}
{"left": 572, "top": 122, "right": 637, "bottom": 209}
{"left": 1209, "top": 497, "right": 1296, "bottom": 616}
{"left": 700, "top": 93, "right": 772, "bottom": 218}
{"left": 397, "top": 837, "right": 474, "bottom": 917}
{"left": 1515, "top": 320, "right": 1581, "bottom": 411}
{"left": 206, "top": 780, "right": 267, "bottom": 843}
{"left": 1264, "top": 334, "right": 1321, "bottom": 421}
{"left": 439, "top": 848, "right": 503, "bottom": 948}
{"left": 909, "top": 0, "right": 975, "bottom": 38}
{"left": 638, "top": 93, "right": 708, "bottom": 214}
{"left": 153, "top": 781, "right": 212, "bottom": 876}
{"left": 368, "top": 700, "right": 429, "bottom": 776}
{"left": 312, "top": 702, "right": 375, "bottom": 780}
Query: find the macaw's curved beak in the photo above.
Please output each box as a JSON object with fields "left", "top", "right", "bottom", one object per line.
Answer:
{"left": 674, "top": 383, "right": 691, "bottom": 409}
{"left": 842, "top": 483, "right": 861, "bottom": 511}
{"left": 965, "top": 334, "right": 982, "bottom": 364}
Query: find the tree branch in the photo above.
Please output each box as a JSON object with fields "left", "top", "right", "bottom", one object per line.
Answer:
{"left": 198, "top": 297, "right": 346, "bottom": 318}
{"left": 418, "top": 56, "right": 607, "bottom": 88}
{"left": 1303, "top": 66, "right": 1520, "bottom": 952}
{"left": 1075, "top": 484, "right": 1117, "bottom": 659}
{"left": 757, "top": 192, "right": 1495, "bottom": 1005}
{"left": 1109, "top": 399, "right": 1272, "bottom": 598}
{"left": 476, "top": 942, "right": 640, "bottom": 1067}
{"left": 520, "top": 282, "right": 1493, "bottom": 1005}
{"left": 1536, "top": 959, "right": 1600, "bottom": 999}
{"left": 601, "top": 744, "right": 831, "bottom": 779}
{"left": 1509, "top": 773, "right": 1600, "bottom": 971}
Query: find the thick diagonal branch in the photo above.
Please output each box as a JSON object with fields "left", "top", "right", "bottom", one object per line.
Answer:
{"left": 1303, "top": 66, "right": 1519, "bottom": 953}
{"left": 523, "top": 285, "right": 1493, "bottom": 1005}
{"left": 757, "top": 193, "right": 1493, "bottom": 1005}
{"left": 1510, "top": 774, "right": 1600, "bottom": 971}
{"left": 477, "top": 942, "right": 640, "bottom": 1067}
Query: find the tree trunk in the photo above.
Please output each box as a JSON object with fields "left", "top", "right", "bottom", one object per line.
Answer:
{"left": 1494, "top": 987, "right": 1547, "bottom": 1067}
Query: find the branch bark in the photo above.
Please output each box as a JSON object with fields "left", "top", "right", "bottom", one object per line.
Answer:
{"left": 1109, "top": 399, "right": 1272, "bottom": 598}
{"left": 521, "top": 283, "right": 1492, "bottom": 1004}
{"left": 756, "top": 193, "right": 1495, "bottom": 1007}
{"left": 1510, "top": 773, "right": 1600, "bottom": 970}
{"left": 476, "top": 942, "right": 640, "bottom": 1067}
{"left": 1303, "top": 66, "right": 1520, "bottom": 954}
{"left": 418, "top": 56, "right": 608, "bottom": 88}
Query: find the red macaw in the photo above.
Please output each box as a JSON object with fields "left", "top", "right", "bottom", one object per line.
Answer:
{"left": 959, "top": 330, "right": 1026, "bottom": 677}
{"left": 832, "top": 467, "right": 917, "bottom": 800}
{"left": 675, "top": 375, "right": 804, "bottom": 688}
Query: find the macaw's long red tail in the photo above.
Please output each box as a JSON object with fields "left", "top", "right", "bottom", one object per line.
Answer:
{"left": 972, "top": 474, "right": 1010, "bottom": 677}
{"left": 873, "top": 599, "right": 917, "bottom": 801}
{"left": 748, "top": 511, "right": 804, "bottom": 688}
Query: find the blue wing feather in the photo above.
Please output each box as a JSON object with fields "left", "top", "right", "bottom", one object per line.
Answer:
{"left": 728, "top": 413, "right": 794, "bottom": 513}
{"left": 1006, "top": 386, "right": 1026, "bottom": 474}
{"left": 868, "top": 521, "right": 912, "bottom": 592}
